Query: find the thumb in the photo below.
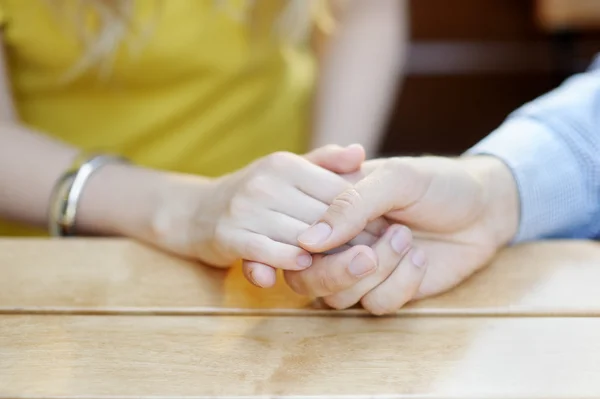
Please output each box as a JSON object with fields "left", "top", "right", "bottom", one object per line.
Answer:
{"left": 303, "top": 144, "right": 365, "bottom": 174}
{"left": 298, "top": 159, "right": 429, "bottom": 253}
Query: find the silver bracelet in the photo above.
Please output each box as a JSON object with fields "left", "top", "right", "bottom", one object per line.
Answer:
{"left": 48, "top": 153, "right": 129, "bottom": 237}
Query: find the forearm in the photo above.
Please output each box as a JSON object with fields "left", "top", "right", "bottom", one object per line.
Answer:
{"left": 0, "top": 123, "right": 77, "bottom": 227}
{"left": 0, "top": 122, "right": 213, "bottom": 245}
{"left": 311, "top": 0, "right": 408, "bottom": 158}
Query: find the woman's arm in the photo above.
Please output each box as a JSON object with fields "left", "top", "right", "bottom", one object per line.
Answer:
{"left": 0, "top": 112, "right": 199, "bottom": 242}
{"left": 0, "top": 33, "right": 209, "bottom": 242}
{"left": 0, "top": 34, "right": 79, "bottom": 229}
{"left": 0, "top": 33, "right": 388, "bottom": 295}
{"left": 311, "top": 0, "right": 408, "bottom": 158}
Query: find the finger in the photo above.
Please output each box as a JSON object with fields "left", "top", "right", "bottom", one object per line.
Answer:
{"left": 259, "top": 152, "right": 390, "bottom": 240}
{"left": 288, "top": 155, "right": 356, "bottom": 204}
{"left": 322, "top": 225, "right": 413, "bottom": 310}
{"left": 302, "top": 148, "right": 389, "bottom": 238}
{"left": 283, "top": 245, "right": 378, "bottom": 297}
{"left": 262, "top": 190, "right": 382, "bottom": 246}
{"left": 256, "top": 152, "right": 352, "bottom": 204}
{"left": 229, "top": 230, "right": 313, "bottom": 271}
{"left": 360, "top": 247, "right": 427, "bottom": 315}
{"left": 238, "top": 208, "right": 310, "bottom": 245}
{"left": 242, "top": 261, "right": 277, "bottom": 288}
{"left": 364, "top": 218, "right": 390, "bottom": 239}
{"left": 241, "top": 209, "right": 379, "bottom": 248}
{"left": 303, "top": 144, "right": 365, "bottom": 174}
{"left": 266, "top": 185, "right": 330, "bottom": 225}
{"left": 298, "top": 159, "right": 429, "bottom": 253}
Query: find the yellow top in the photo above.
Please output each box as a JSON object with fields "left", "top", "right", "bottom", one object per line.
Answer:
{"left": 0, "top": 0, "right": 315, "bottom": 236}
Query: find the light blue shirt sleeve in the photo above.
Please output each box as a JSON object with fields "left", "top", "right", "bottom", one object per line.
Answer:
{"left": 466, "top": 67, "right": 600, "bottom": 243}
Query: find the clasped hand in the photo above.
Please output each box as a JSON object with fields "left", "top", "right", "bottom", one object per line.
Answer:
{"left": 152, "top": 145, "right": 516, "bottom": 315}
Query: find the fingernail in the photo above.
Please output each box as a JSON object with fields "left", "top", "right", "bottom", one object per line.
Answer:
{"left": 411, "top": 248, "right": 427, "bottom": 268}
{"left": 390, "top": 227, "right": 411, "bottom": 254}
{"left": 348, "top": 252, "right": 377, "bottom": 277}
{"left": 296, "top": 254, "right": 313, "bottom": 269}
{"left": 248, "top": 269, "right": 263, "bottom": 287}
{"left": 298, "top": 222, "right": 332, "bottom": 246}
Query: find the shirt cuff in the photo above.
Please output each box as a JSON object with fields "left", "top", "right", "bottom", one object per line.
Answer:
{"left": 466, "top": 117, "right": 595, "bottom": 243}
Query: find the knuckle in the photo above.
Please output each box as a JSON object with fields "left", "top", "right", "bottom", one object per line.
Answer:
{"left": 323, "top": 295, "right": 352, "bottom": 310}
{"left": 283, "top": 271, "right": 305, "bottom": 295}
{"left": 213, "top": 223, "right": 232, "bottom": 254}
{"left": 244, "top": 175, "right": 276, "bottom": 200}
{"left": 361, "top": 294, "right": 394, "bottom": 316}
{"left": 316, "top": 267, "right": 346, "bottom": 296}
{"left": 328, "top": 188, "right": 368, "bottom": 229}
{"left": 317, "top": 273, "right": 336, "bottom": 296}
{"left": 337, "top": 188, "right": 363, "bottom": 207}
{"left": 261, "top": 151, "right": 296, "bottom": 170}
{"left": 243, "top": 235, "right": 269, "bottom": 261}
{"left": 228, "top": 196, "right": 252, "bottom": 218}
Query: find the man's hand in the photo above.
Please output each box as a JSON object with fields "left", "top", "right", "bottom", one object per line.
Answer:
{"left": 285, "top": 222, "right": 426, "bottom": 315}
{"left": 286, "top": 155, "right": 520, "bottom": 314}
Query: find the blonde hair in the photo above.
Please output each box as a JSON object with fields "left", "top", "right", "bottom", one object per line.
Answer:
{"left": 46, "top": 0, "right": 337, "bottom": 80}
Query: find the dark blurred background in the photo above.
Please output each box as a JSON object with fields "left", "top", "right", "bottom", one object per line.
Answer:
{"left": 380, "top": 0, "right": 600, "bottom": 156}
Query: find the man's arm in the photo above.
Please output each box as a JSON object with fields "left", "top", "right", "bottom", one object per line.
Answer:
{"left": 467, "top": 69, "right": 600, "bottom": 242}
{"left": 311, "top": 0, "right": 408, "bottom": 158}
{"left": 290, "top": 63, "right": 600, "bottom": 313}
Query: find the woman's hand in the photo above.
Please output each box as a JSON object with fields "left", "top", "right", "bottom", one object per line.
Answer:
{"left": 145, "top": 145, "right": 388, "bottom": 287}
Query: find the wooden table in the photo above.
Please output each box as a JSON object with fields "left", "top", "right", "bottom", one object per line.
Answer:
{"left": 1, "top": 238, "right": 600, "bottom": 398}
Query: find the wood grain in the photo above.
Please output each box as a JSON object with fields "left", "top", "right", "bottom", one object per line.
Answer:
{"left": 1, "top": 239, "right": 599, "bottom": 316}
{"left": 2, "top": 314, "right": 600, "bottom": 398}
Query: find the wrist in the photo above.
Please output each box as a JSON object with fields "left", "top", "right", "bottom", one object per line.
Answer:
{"left": 147, "top": 172, "right": 217, "bottom": 257}
{"left": 77, "top": 163, "right": 214, "bottom": 251}
{"left": 461, "top": 156, "right": 520, "bottom": 248}
{"left": 76, "top": 163, "right": 163, "bottom": 238}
